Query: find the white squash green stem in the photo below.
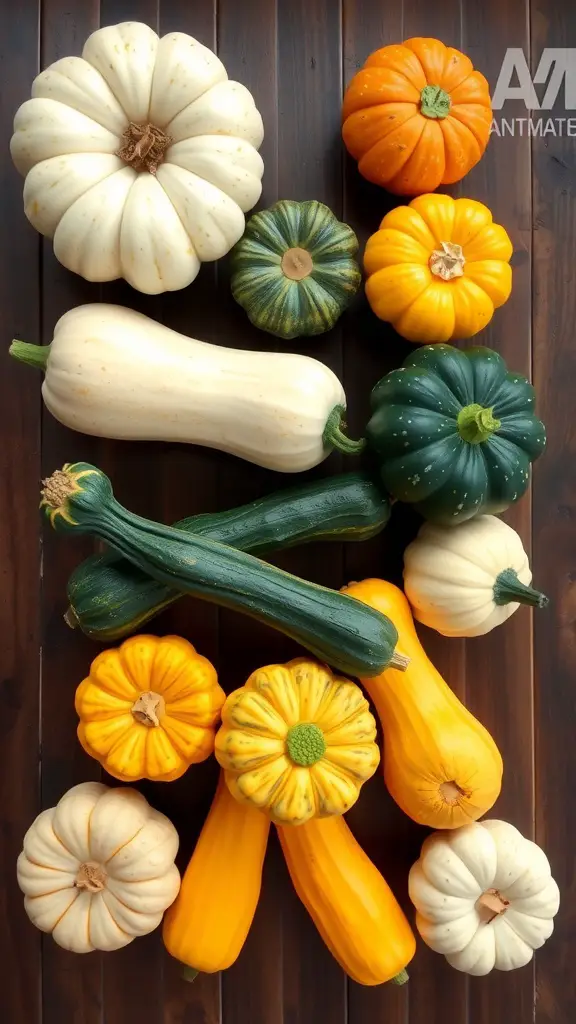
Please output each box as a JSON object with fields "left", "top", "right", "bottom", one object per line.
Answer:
{"left": 404, "top": 514, "right": 548, "bottom": 637}
{"left": 10, "top": 303, "right": 364, "bottom": 471}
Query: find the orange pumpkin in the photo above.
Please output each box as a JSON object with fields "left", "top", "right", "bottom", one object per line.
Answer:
{"left": 342, "top": 38, "right": 492, "bottom": 195}
{"left": 364, "top": 194, "right": 513, "bottom": 342}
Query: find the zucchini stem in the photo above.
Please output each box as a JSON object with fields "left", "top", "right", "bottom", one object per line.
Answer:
{"left": 324, "top": 406, "right": 366, "bottom": 455}
{"left": 389, "top": 650, "right": 410, "bottom": 672}
{"left": 493, "top": 568, "right": 549, "bottom": 608}
{"left": 10, "top": 340, "right": 51, "bottom": 371}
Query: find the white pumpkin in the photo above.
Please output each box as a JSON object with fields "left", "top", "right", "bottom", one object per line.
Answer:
{"left": 403, "top": 515, "right": 548, "bottom": 637}
{"left": 11, "top": 21, "right": 264, "bottom": 294}
{"left": 409, "top": 820, "right": 560, "bottom": 976}
{"left": 10, "top": 303, "right": 349, "bottom": 472}
{"left": 17, "top": 782, "right": 181, "bottom": 953}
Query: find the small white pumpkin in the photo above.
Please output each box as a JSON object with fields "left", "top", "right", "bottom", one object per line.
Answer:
{"left": 11, "top": 21, "right": 264, "bottom": 294}
{"left": 403, "top": 515, "right": 548, "bottom": 637}
{"left": 409, "top": 819, "right": 560, "bottom": 976}
{"left": 17, "top": 782, "right": 181, "bottom": 953}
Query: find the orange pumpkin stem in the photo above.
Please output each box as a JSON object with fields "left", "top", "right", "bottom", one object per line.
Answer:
{"left": 281, "top": 247, "right": 314, "bottom": 280}
{"left": 429, "top": 241, "right": 465, "bottom": 281}
{"left": 132, "top": 690, "right": 165, "bottom": 727}
{"left": 117, "top": 122, "right": 172, "bottom": 175}
{"left": 420, "top": 84, "right": 451, "bottom": 119}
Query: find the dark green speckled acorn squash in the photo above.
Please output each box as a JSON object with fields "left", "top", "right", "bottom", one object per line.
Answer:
{"left": 230, "top": 199, "right": 361, "bottom": 340}
{"left": 365, "top": 344, "right": 546, "bottom": 526}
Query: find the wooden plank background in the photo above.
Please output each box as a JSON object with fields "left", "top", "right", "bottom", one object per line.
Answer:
{"left": 0, "top": 0, "right": 574, "bottom": 1021}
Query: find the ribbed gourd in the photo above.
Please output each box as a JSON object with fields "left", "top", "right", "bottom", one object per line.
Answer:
{"left": 230, "top": 199, "right": 361, "bottom": 339}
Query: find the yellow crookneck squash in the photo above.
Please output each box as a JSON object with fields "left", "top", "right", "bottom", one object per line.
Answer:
{"left": 215, "top": 658, "right": 380, "bottom": 825}
{"left": 278, "top": 814, "right": 416, "bottom": 985}
{"left": 364, "top": 194, "right": 513, "bottom": 343}
{"left": 163, "top": 772, "right": 270, "bottom": 977}
{"left": 75, "top": 635, "right": 225, "bottom": 782}
{"left": 342, "top": 580, "right": 503, "bottom": 829}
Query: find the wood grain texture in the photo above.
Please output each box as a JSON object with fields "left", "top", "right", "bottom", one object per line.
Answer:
{"left": 0, "top": 1, "right": 573, "bottom": 1023}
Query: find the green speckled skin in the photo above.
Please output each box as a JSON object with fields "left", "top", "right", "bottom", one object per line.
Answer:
{"left": 46, "top": 464, "right": 399, "bottom": 678}
{"left": 230, "top": 199, "right": 361, "bottom": 340}
{"left": 366, "top": 345, "right": 546, "bottom": 525}
{"left": 66, "top": 472, "right": 391, "bottom": 641}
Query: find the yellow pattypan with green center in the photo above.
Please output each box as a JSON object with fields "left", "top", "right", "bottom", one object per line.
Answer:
{"left": 215, "top": 658, "right": 380, "bottom": 825}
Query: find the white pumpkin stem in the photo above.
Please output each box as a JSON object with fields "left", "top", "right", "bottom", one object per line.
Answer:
{"left": 76, "top": 861, "right": 107, "bottom": 893}
{"left": 117, "top": 122, "right": 172, "bottom": 175}
{"left": 493, "top": 568, "right": 549, "bottom": 609}
{"left": 477, "top": 888, "right": 510, "bottom": 922}
{"left": 132, "top": 691, "right": 165, "bottom": 727}
{"left": 429, "top": 241, "right": 465, "bottom": 280}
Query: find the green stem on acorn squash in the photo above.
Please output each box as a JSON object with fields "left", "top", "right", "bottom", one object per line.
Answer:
{"left": 323, "top": 406, "right": 366, "bottom": 455}
{"left": 493, "top": 568, "right": 549, "bottom": 608}
{"left": 10, "top": 340, "right": 50, "bottom": 371}
{"left": 457, "top": 403, "right": 501, "bottom": 444}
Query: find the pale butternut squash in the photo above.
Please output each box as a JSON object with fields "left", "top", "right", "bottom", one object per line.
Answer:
{"left": 162, "top": 773, "right": 270, "bottom": 976}
{"left": 342, "top": 579, "right": 503, "bottom": 829}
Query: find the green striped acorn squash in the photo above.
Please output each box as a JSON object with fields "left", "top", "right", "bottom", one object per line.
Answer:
{"left": 230, "top": 199, "right": 361, "bottom": 339}
{"left": 364, "top": 344, "right": 546, "bottom": 525}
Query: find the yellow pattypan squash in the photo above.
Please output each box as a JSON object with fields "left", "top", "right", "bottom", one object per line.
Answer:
{"left": 214, "top": 658, "right": 380, "bottom": 825}
{"left": 75, "top": 635, "right": 225, "bottom": 782}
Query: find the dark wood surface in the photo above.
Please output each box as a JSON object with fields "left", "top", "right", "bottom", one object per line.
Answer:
{"left": 1, "top": 1, "right": 574, "bottom": 1021}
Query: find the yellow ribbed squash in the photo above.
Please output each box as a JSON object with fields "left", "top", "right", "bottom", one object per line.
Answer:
{"left": 215, "top": 658, "right": 380, "bottom": 825}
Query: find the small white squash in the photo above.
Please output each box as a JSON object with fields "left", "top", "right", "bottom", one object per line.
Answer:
{"left": 17, "top": 782, "right": 181, "bottom": 953}
{"left": 403, "top": 515, "right": 548, "bottom": 637}
{"left": 10, "top": 303, "right": 355, "bottom": 472}
{"left": 409, "top": 819, "right": 560, "bottom": 976}
{"left": 11, "top": 22, "right": 264, "bottom": 294}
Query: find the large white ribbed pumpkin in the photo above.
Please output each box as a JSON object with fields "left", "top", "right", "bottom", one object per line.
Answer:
{"left": 11, "top": 21, "right": 264, "bottom": 294}
{"left": 17, "top": 782, "right": 181, "bottom": 953}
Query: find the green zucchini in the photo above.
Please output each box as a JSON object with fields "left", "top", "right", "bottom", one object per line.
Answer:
{"left": 42, "top": 463, "right": 407, "bottom": 678}
{"left": 66, "top": 472, "right": 391, "bottom": 642}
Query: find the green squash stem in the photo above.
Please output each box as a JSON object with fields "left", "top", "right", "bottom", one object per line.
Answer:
{"left": 391, "top": 968, "right": 409, "bottom": 985}
{"left": 493, "top": 568, "right": 549, "bottom": 608}
{"left": 181, "top": 966, "right": 199, "bottom": 983}
{"left": 10, "top": 340, "right": 51, "bottom": 371}
{"left": 457, "top": 403, "right": 501, "bottom": 444}
{"left": 324, "top": 406, "right": 366, "bottom": 455}
{"left": 420, "top": 84, "right": 451, "bottom": 118}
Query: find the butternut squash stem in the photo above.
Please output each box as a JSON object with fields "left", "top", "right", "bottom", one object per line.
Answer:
{"left": 181, "top": 966, "right": 199, "bottom": 983}
{"left": 9, "top": 340, "right": 50, "bottom": 371}
{"left": 391, "top": 968, "right": 409, "bottom": 985}
{"left": 493, "top": 568, "right": 549, "bottom": 608}
{"left": 323, "top": 405, "right": 366, "bottom": 455}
